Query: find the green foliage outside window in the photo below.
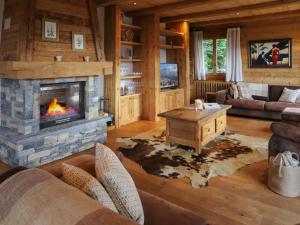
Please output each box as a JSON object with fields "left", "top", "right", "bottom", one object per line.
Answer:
{"left": 216, "top": 39, "right": 227, "bottom": 73}
{"left": 203, "top": 40, "right": 213, "bottom": 74}
{"left": 203, "top": 38, "right": 227, "bottom": 74}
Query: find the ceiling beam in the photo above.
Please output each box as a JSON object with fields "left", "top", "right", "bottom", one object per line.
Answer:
{"left": 127, "top": 0, "right": 225, "bottom": 17}
{"left": 161, "top": 0, "right": 300, "bottom": 23}
{"left": 190, "top": 9, "right": 300, "bottom": 28}
{"left": 96, "top": 0, "right": 128, "bottom": 7}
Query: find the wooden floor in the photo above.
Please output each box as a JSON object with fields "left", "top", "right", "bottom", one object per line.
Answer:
{"left": 1, "top": 116, "right": 300, "bottom": 225}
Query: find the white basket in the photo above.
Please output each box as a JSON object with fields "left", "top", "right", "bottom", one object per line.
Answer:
{"left": 268, "top": 153, "right": 300, "bottom": 198}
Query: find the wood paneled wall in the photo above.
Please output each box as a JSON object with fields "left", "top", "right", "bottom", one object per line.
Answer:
{"left": 241, "top": 20, "right": 300, "bottom": 85}
{"left": 0, "top": 0, "right": 100, "bottom": 62}
{"left": 191, "top": 18, "right": 300, "bottom": 86}
{"left": 34, "top": 0, "right": 97, "bottom": 61}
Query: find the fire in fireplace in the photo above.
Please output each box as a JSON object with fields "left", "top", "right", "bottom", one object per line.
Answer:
{"left": 40, "top": 82, "right": 85, "bottom": 129}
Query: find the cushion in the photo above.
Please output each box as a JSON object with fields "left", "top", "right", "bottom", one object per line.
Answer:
{"left": 265, "top": 102, "right": 300, "bottom": 112}
{"left": 229, "top": 83, "right": 238, "bottom": 99}
{"left": 278, "top": 88, "right": 300, "bottom": 103}
{"left": 282, "top": 108, "right": 300, "bottom": 122}
{"left": 62, "top": 163, "right": 118, "bottom": 213}
{"left": 95, "top": 143, "right": 144, "bottom": 225}
{"left": 0, "top": 169, "right": 136, "bottom": 225}
{"left": 237, "top": 83, "right": 252, "bottom": 99}
{"left": 295, "top": 94, "right": 300, "bottom": 104}
{"left": 226, "top": 99, "right": 265, "bottom": 111}
{"left": 269, "top": 85, "right": 300, "bottom": 101}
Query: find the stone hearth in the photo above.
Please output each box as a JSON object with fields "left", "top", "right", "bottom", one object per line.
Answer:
{"left": 0, "top": 76, "right": 109, "bottom": 167}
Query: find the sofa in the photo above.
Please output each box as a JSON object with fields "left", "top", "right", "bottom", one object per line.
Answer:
{"left": 0, "top": 154, "right": 207, "bottom": 225}
{"left": 216, "top": 84, "right": 300, "bottom": 120}
{"left": 269, "top": 108, "right": 300, "bottom": 159}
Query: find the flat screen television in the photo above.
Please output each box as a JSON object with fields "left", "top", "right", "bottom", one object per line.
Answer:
{"left": 160, "top": 63, "right": 179, "bottom": 89}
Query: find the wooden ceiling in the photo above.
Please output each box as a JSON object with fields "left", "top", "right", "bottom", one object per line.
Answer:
{"left": 96, "top": 0, "right": 300, "bottom": 26}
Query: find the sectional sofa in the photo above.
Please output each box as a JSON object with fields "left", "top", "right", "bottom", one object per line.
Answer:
{"left": 216, "top": 85, "right": 300, "bottom": 120}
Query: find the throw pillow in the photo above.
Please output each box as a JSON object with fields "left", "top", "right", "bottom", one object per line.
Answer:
{"left": 61, "top": 163, "right": 118, "bottom": 213}
{"left": 295, "top": 93, "right": 300, "bottom": 104}
{"left": 229, "top": 83, "right": 239, "bottom": 99}
{"left": 237, "top": 83, "right": 253, "bottom": 99}
{"left": 95, "top": 143, "right": 144, "bottom": 225}
{"left": 278, "top": 88, "right": 300, "bottom": 103}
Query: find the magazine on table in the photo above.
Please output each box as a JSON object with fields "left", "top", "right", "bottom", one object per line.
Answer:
{"left": 203, "top": 103, "right": 221, "bottom": 109}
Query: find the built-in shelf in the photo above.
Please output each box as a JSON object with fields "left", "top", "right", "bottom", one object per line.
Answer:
{"left": 120, "top": 59, "right": 143, "bottom": 62}
{"left": 121, "top": 41, "right": 143, "bottom": 46}
{"left": 160, "top": 44, "right": 184, "bottom": 49}
{"left": 121, "top": 23, "right": 142, "bottom": 30}
{"left": 160, "top": 29, "right": 184, "bottom": 37}
{"left": 121, "top": 75, "right": 142, "bottom": 80}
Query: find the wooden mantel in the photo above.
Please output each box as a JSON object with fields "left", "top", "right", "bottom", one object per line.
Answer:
{"left": 0, "top": 61, "right": 113, "bottom": 79}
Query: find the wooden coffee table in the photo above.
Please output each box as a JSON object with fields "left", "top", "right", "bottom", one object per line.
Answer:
{"left": 158, "top": 105, "right": 232, "bottom": 154}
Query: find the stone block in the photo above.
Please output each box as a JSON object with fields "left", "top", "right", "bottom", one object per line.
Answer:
{"left": 28, "top": 150, "right": 51, "bottom": 161}
{"left": 44, "top": 136, "right": 58, "bottom": 145}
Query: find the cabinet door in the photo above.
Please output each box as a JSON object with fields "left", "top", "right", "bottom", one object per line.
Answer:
{"left": 160, "top": 93, "right": 167, "bottom": 113}
{"left": 119, "top": 97, "right": 130, "bottom": 125}
{"left": 176, "top": 91, "right": 184, "bottom": 108}
{"left": 132, "top": 95, "right": 142, "bottom": 119}
{"left": 166, "top": 93, "right": 176, "bottom": 111}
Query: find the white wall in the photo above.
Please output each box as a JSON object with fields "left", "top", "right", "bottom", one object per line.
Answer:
{"left": 0, "top": 0, "right": 4, "bottom": 43}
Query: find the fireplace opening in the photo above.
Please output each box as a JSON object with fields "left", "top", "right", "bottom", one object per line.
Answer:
{"left": 40, "top": 82, "right": 85, "bottom": 129}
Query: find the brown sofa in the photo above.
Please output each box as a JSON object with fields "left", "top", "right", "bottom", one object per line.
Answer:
{"left": 216, "top": 85, "right": 300, "bottom": 120}
{"left": 0, "top": 154, "right": 207, "bottom": 225}
{"left": 269, "top": 108, "right": 300, "bottom": 159}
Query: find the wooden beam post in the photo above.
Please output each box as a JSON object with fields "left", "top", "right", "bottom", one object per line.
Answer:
{"left": 140, "top": 13, "right": 161, "bottom": 121}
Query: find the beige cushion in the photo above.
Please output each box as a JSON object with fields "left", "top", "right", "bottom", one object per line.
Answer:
{"left": 61, "top": 163, "right": 118, "bottom": 213}
{"left": 279, "top": 88, "right": 300, "bottom": 103}
{"left": 229, "top": 83, "right": 239, "bottom": 99}
{"left": 95, "top": 143, "right": 144, "bottom": 225}
{"left": 237, "top": 83, "right": 252, "bottom": 99}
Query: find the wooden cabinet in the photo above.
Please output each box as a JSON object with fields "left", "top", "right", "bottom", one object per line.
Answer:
{"left": 160, "top": 89, "right": 185, "bottom": 113}
{"left": 119, "top": 94, "right": 142, "bottom": 126}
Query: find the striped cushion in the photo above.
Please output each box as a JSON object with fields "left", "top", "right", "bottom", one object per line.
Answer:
{"left": 62, "top": 163, "right": 118, "bottom": 213}
{"left": 95, "top": 143, "right": 144, "bottom": 225}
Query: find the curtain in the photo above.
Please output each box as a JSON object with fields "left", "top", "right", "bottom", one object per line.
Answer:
{"left": 193, "top": 31, "right": 206, "bottom": 80}
{"left": 226, "top": 28, "right": 243, "bottom": 82}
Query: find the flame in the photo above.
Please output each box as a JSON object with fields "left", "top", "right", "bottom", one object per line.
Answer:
{"left": 46, "top": 98, "right": 67, "bottom": 116}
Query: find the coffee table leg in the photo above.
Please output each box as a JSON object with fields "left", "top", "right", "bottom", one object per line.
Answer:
{"left": 195, "top": 145, "right": 202, "bottom": 154}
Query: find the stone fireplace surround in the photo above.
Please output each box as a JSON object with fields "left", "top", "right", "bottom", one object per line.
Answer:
{"left": 0, "top": 76, "right": 109, "bottom": 167}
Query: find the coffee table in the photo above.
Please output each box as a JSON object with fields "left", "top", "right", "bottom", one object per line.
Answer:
{"left": 158, "top": 105, "right": 232, "bottom": 154}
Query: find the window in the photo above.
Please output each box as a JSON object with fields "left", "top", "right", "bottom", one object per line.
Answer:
{"left": 203, "top": 38, "right": 227, "bottom": 74}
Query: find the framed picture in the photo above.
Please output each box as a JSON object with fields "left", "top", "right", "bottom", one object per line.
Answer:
{"left": 42, "top": 18, "right": 59, "bottom": 42}
{"left": 249, "top": 38, "right": 292, "bottom": 68}
{"left": 72, "top": 32, "right": 85, "bottom": 51}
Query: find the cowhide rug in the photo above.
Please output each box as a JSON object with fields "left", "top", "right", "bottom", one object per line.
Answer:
{"left": 117, "top": 126, "right": 268, "bottom": 188}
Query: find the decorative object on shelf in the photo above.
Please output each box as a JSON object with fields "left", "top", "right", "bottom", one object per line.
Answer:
{"left": 249, "top": 38, "right": 292, "bottom": 68}
{"left": 83, "top": 56, "right": 90, "bottom": 62}
{"left": 195, "top": 99, "right": 204, "bottom": 111}
{"left": 121, "top": 29, "right": 127, "bottom": 41}
{"left": 72, "top": 32, "right": 85, "bottom": 51}
{"left": 55, "top": 55, "right": 63, "bottom": 62}
{"left": 125, "top": 29, "right": 134, "bottom": 42}
{"left": 127, "top": 49, "right": 132, "bottom": 60}
{"left": 42, "top": 18, "right": 59, "bottom": 42}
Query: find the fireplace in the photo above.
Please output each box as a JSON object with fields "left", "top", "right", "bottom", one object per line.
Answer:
{"left": 40, "top": 82, "right": 85, "bottom": 129}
